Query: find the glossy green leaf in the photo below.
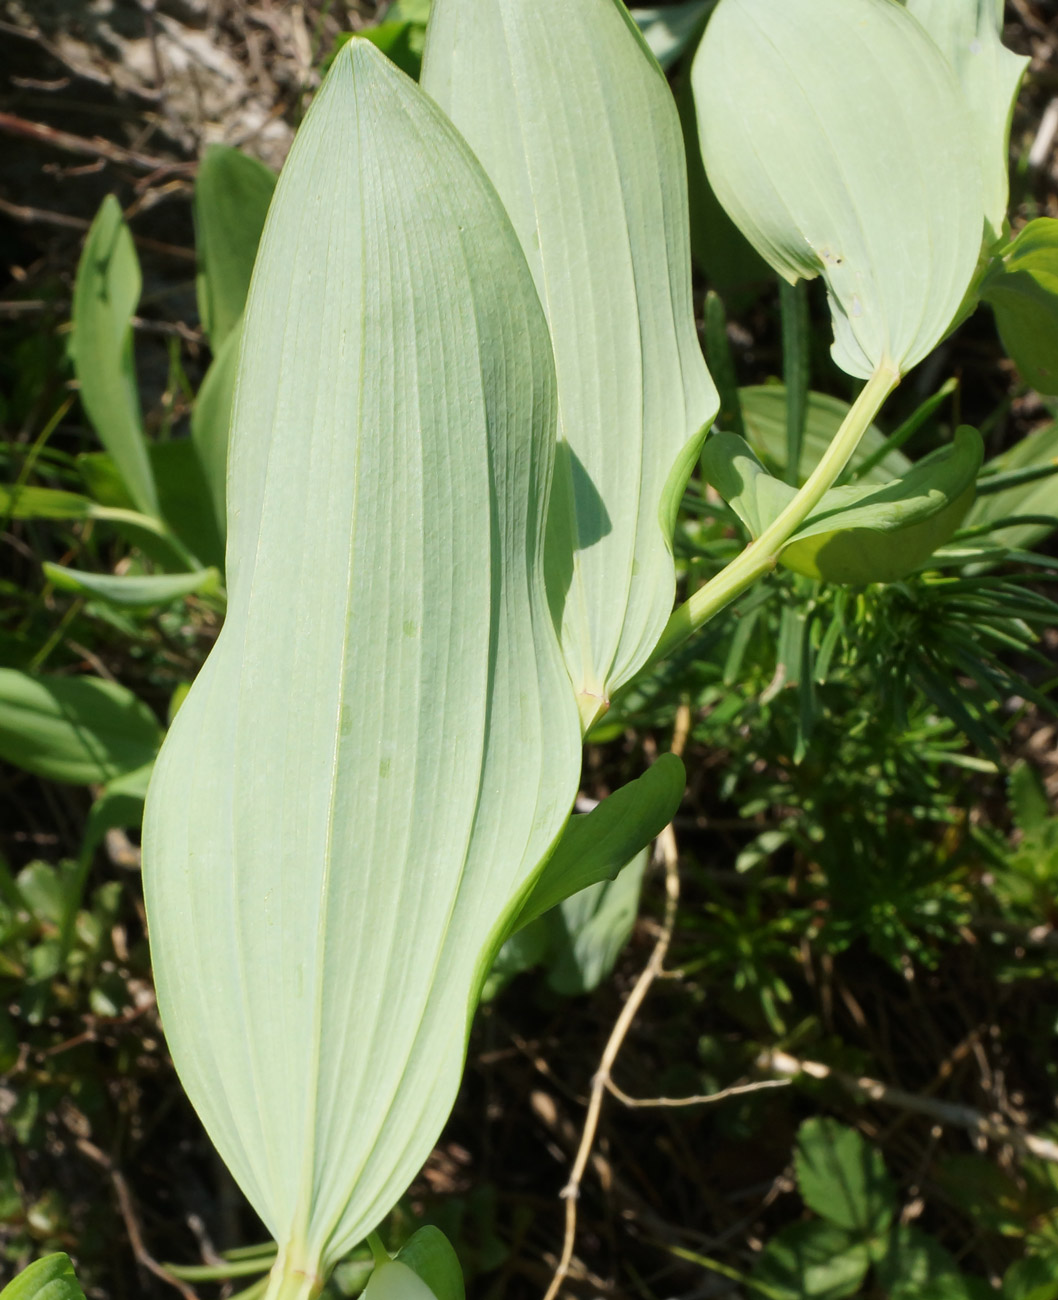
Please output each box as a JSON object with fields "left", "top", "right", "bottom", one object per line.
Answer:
{"left": 43, "top": 562, "right": 221, "bottom": 607}
{"left": 142, "top": 39, "right": 581, "bottom": 1285}
{"left": 0, "top": 668, "right": 163, "bottom": 785}
{"left": 738, "top": 386, "right": 907, "bottom": 486}
{"left": 191, "top": 316, "right": 241, "bottom": 542}
{"left": 194, "top": 146, "right": 276, "bottom": 351}
{"left": 902, "top": 0, "right": 1028, "bottom": 246}
{"left": 546, "top": 847, "right": 648, "bottom": 996}
{"left": 982, "top": 218, "right": 1058, "bottom": 395}
{"left": 795, "top": 1117, "right": 895, "bottom": 1236}
{"left": 423, "top": 0, "right": 718, "bottom": 729}
{"left": 0, "top": 1254, "right": 86, "bottom": 1300}
{"left": 753, "top": 1222, "right": 871, "bottom": 1300}
{"left": 394, "top": 1227, "right": 464, "bottom": 1300}
{"left": 693, "top": 0, "right": 982, "bottom": 379}
{"left": 514, "top": 753, "right": 684, "bottom": 930}
{"left": 964, "top": 419, "right": 1058, "bottom": 551}
{"left": 70, "top": 196, "right": 159, "bottom": 519}
{"left": 703, "top": 427, "right": 982, "bottom": 583}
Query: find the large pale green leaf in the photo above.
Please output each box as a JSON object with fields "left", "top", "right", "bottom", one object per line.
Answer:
{"left": 70, "top": 196, "right": 159, "bottom": 519}
{"left": 142, "top": 39, "right": 581, "bottom": 1285}
{"left": 902, "top": 0, "right": 1027, "bottom": 246}
{"left": 703, "top": 427, "right": 983, "bottom": 583}
{"left": 0, "top": 669, "right": 162, "bottom": 785}
{"left": 981, "top": 218, "right": 1058, "bottom": 395}
{"left": 194, "top": 146, "right": 276, "bottom": 351}
{"left": 422, "top": 0, "right": 718, "bottom": 730}
{"left": 692, "top": 0, "right": 982, "bottom": 379}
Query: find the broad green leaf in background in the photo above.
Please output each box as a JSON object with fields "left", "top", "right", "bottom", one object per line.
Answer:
{"left": 738, "top": 387, "right": 907, "bottom": 486}
{"left": 703, "top": 427, "right": 983, "bottom": 583}
{"left": 794, "top": 1117, "right": 896, "bottom": 1237}
{"left": 902, "top": 0, "right": 1028, "bottom": 246}
{"left": 965, "top": 419, "right": 1058, "bottom": 551}
{"left": 151, "top": 438, "right": 226, "bottom": 571}
{"left": 1003, "top": 1255, "right": 1058, "bottom": 1300}
{"left": 360, "top": 1262, "right": 438, "bottom": 1300}
{"left": 43, "top": 561, "right": 221, "bottom": 608}
{"left": 70, "top": 196, "right": 159, "bottom": 519}
{"left": 423, "top": 0, "right": 719, "bottom": 730}
{"left": 194, "top": 145, "right": 276, "bottom": 351}
{"left": 0, "top": 1253, "right": 87, "bottom": 1300}
{"left": 981, "top": 219, "right": 1058, "bottom": 395}
{"left": 0, "top": 668, "right": 162, "bottom": 785}
{"left": 871, "top": 1224, "right": 970, "bottom": 1300}
{"left": 514, "top": 753, "right": 684, "bottom": 930}
{"left": 692, "top": 0, "right": 982, "bottom": 379}
{"left": 753, "top": 1221, "right": 871, "bottom": 1300}
{"left": 142, "top": 39, "right": 581, "bottom": 1292}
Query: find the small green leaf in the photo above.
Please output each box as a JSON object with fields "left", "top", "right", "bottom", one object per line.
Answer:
{"left": 513, "top": 754, "right": 684, "bottom": 931}
{"left": 0, "top": 668, "right": 163, "bottom": 785}
{"left": 872, "top": 1223, "right": 970, "bottom": 1300}
{"left": 394, "top": 1227, "right": 464, "bottom": 1300}
{"left": 693, "top": 0, "right": 982, "bottom": 378}
{"left": 70, "top": 196, "right": 158, "bottom": 519}
{"left": 546, "top": 848, "right": 648, "bottom": 996}
{"left": 983, "top": 219, "right": 1058, "bottom": 395}
{"left": 753, "top": 1221, "right": 870, "bottom": 1300}
{"left": 43, "top": 562, "right": 221, "bottom": 608}
{"left": 965, "top": 419, "right": 1058, "bottom": 551}
{"left": 151, "top": 438, "right": 226, "bottom": 571}
{"left": 194, "top": 146, "right": 276, "bottom": 351}
{"left": 0, "top": 485, "right": 95, "bottom": 522}
{"left": 0, "top": 1255, "right": 86, "bottom": 1300}
{"left": 738, "top": 386, "right": 906, "bottom": 486}
{"left": 362, "top": 1261, "right": 439, "bottom": 1300}
{"left": 782, "top": 428, "right": 983, "bottom": 582}
{"left": 16, "top": 861, "right": 68, "bottom": 927}
{"left": 703, "top": 427, "right": 983, "bottom": 584}
{"left": 794, "top": 1118, "right": 895, "bottom": 1237}
{"left": 1003, "top": 1254, "right": 1058, "bottom": 1300}
{"left": 902, "top": 0, "right": 1028, "bottom": 246}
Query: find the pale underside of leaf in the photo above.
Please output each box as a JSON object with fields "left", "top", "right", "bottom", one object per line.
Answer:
{"left": 422, "top": 0, "right": 717, "bottom": 720}
{"left": 692, "top": 0, "right": 981, "bottom": 378}
{"left": 143, "top": 40, "right": 580, "bottom": 1276}
{"left": 903, "top": 0, "right": 1027, "bottom": 246}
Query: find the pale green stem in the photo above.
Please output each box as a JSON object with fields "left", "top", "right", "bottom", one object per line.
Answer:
{"left": 650, "top": 363, "right": 900, "bottom": 668}
{"left": 261, "top": 1252, "right": 326, "bottom": 1300}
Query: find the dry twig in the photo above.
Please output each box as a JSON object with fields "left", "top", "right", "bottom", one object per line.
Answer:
{"left": 759, "top": 1049, "right": 1058, "bottom": 1165}
{"left": 542, "top": 705, "right": 691, "bottom": 1300}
